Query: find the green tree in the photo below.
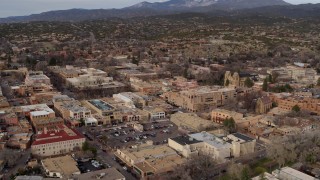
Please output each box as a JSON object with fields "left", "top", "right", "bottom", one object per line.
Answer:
{"left": 241, "top": 167, "right": 250, "bottom": 180}
{"left": 183, "top": 68, "right": 189, "bottom": 79}
{"left": 225, "top": 79, "right": 230, "bottom": 86}
{"left": 262, "top": 78, "right": 268, "bottom": 91}
{"left": 272, "top": 102, "right": 278, "bottom": 108}
{"left": 90, "top": 147, "right": 97, "bottom": 157}
{"left": 223, "top": 118, "right": 236, "bottom": 133}
{"left": 268, "top": 74, "right": 273, "bottom": 83}
{"left": 271, "top": 72, "right": 279, "bottom": 83}
{"left": 284, "top": 84, "right": 293, "bottom": 92}
{"left": 132, "top": 56, "right": 139, "bottom": 66}
{"left": 317, "top": 78, "right": 320, "bottom": 86}
{"left": 82, "top": 141, "right": 90, "bottom": 151}
{"left": 292, "top": 105, "right": 300, "bottom": 112}
{"left": 306, "top": 154, "right": 317, "bottom": 164}
{"left": 254, "top": 167, "right": 266, "bottom": 176}
{"left": 79, "top": 118, "right": 85, "bottom": 126}
{"left": 244, "top": 77, "right": 254, "bottom": 88}
{"left": 48, "top": 57, "right": 57, "bottom": 66}
{"left": 7, "top": 55, "right": 12, "bottom": 64}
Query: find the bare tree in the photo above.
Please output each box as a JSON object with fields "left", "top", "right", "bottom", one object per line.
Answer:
{"left": 165, "top": 154, "right": 216, "bottom": 180}
{"left": 266, "top": 131, "right": 320, "bottom": 167}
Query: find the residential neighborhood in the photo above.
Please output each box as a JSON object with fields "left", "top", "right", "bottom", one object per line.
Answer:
{"left": 1, "top": 0, "right": 320, "bottom": 179}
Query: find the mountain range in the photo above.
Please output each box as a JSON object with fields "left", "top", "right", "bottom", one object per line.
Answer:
{"left": 0, "top": 0, "right": 319, "bottom": 23}
{"left": 127, "top": 0, "right": 289, "bottom": 10}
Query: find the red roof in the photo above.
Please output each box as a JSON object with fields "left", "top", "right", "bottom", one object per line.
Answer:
{"left": 31, "top": 125, "right": 85, "bottom": 146}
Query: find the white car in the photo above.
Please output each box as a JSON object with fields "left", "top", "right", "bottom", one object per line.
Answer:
{"left": 123, "top": 166, "right": 127, "bottom": 171}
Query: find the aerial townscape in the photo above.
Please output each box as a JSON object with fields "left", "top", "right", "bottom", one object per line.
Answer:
{"left": 0, "top": 0, "right": 320, "bottom": 180}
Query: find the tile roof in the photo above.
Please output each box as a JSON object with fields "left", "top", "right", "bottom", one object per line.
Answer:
{"left": 32, "top": 125, "right": 84, "bottom": 146}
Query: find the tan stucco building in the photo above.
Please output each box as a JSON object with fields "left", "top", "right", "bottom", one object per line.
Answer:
{"left": 255, "top": 96, "right": 272, "bottom": 114}
{"left": 224, "top": 71, "right": 251, "bottom": 88}
{"left": 165, "top": 86, "right": 236, "bottom": 112}
{"left": 211, "top": 109, "right": 244, "bottom": 124}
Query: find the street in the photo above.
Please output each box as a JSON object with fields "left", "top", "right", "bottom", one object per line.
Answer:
{"left": 97, "top": 149, "right": 137, "bottom": 180}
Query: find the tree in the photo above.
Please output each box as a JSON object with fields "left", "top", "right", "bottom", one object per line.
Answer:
{"left": 79, "top": 118, "right": 85, "bottom": 126}
{"left": 262, "top": 78, "right": 268, "bottom": 91}
{"left": 166, "top": 154, "right": 216, "bottom": 180}
{"left": 241, "top": 167, "right": 250, "bottom": 180}
{"left": 268, "top": 74, "right": 273, "bottom": 83}
{"left": 265, "top": 132, "right": 320, "bottom": 168}
{"left": 292, "top": 105, "right": 300, "bottom": 112}
{"left": 271, "top": 72, "right": 279, "bottom": 83}
{"left": 225, "top": 79, "right": 230, "bottom": 86}
{"left": 254, "top": 167, "right": 267, "bottom": 176}
{"left": 7, "top": 55, "right": 12, "bottom": 64}
{"left": 82, "top": 141, "right": 90, "bottom": 151}
{"left": 223, "top": 118, "right": 236, "bottom": 133}
{"left": 90, "top": 147, "right": 97, "bottom": 157}
{"left": 227, "top": 163, "right": 250, "bottom": 180}
{"left": 317, "top": 77, "right": 320, "bottom": 86}
{"left": 244, "top": 77, "right": 254, "bottom": 88}
{"left": 48, "top": 57, "right": 57, "bottom": 66}
{"left": 132, "top": 56, "right": 139, "bottom": 65}
{"left": 183, "top": 68, "right": 189, "bottom": 79}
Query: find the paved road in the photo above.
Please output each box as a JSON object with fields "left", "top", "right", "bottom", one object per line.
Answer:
{"left": 79, "top": 126, "right": 137, "bottom": 180}
{"left": 97, "top": 150, "right": 137, "bottom": 180}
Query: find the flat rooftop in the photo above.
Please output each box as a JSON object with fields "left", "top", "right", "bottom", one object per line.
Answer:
{"left": 15, "top": 176, "right": 43, "bottom": 180}
{"left": 146, "top": 154, "right": 185, "bottom": 172}
{"left": 27, "top": 74, "right": 50, "bottom": 80}
{"left": 88, "top": 99, "right": 114, "bottom": 111}
{"left": 275, "top": 167, "right": 316, "bottom": 180}
{"left": 120, "top": 144, "right": 177, "bottom": 161}
{"left": 73, "top": 167, "right": 125, "bottom": 180}
{"left": 41, "top": 155, "right": 79, "bottom": 178}
{"left": 170, "top": 136, "right": 201, "bottom": 145}
{"left": 231, "top": 133, "right": 254, "bottom": 142}
{"left": 20, "top": 104, "right": 54, "bottom": 113}
{"left": 212, "top": 108, "right": 243, "bottom": 116}
{"left": 189, "top": 132, "right": 232, "bottom": 149}
{"left": 171, "top": 113, "right": 219, "bottom": 131}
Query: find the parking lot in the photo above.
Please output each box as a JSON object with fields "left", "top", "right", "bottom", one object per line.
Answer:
{"left": 86, "top": 121, "right": 181, "bottom": 149}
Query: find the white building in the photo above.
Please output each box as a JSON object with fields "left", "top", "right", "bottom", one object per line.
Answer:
{"left": 66, "top": 75, "right": 113, "bottom": 88}
{"left": 85, "top": 117, "right": 98, "bottom": 126}
{"left": 20, "top": 104, "right": 56, "bottom": 121}
{"left": 169, "top": 132, "right": 256, "bottom": 162}
{"left": 25, "top": 71, "right": 51, "bottom": 86}
{"left": 143, "top": 107, "right": 166, "bottom": 120}
{"left": 113, "top": 92, "right": 139, "bottom": 108}
{"left": 252, "top": 167, "right": 317, "bottom": 180}
{"left": 31, "top": 125, "right": 85, "bottom": 157}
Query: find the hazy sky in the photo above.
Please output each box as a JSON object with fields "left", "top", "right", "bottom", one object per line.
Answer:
{"left": 0, "top": 0, "right": 319, "bottom": 18}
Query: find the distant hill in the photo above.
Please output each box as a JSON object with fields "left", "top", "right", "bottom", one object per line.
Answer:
{"left": 235, "top": 3, "right": 320, "bottom": 18}
{"left": 127, "top": 0, "right": 290, "bottom": 10}
{"left": 0, "top": 2, "right": 320, "bottom": 23}
{"left": 0, "top": 8, "right": 171, "bottom": 23}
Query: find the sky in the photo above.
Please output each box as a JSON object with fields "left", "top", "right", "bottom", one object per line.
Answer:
{"left": 0, "top": 0, "right": 319, "bottom": 18}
